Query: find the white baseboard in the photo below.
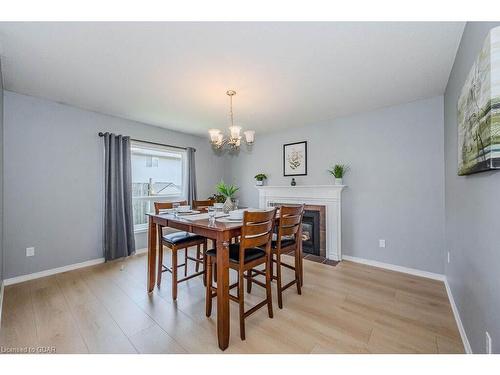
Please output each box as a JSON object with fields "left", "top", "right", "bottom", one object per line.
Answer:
{"left": 2, "top": 248, "right": 149, "bottom": 287}
{"left": 342, "top": 255, "right": 445, "bottom": 281}
{"left": 3, "top": 258, "right": 105, "bottom": 286}
{"left": 444, "top": 278, "right": 472, "bottom": 354}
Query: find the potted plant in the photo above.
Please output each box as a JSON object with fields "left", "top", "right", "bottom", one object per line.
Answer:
{"left": 254, "top": 173, "right": 267, "bottom": 186}
{"left": 215, "top": 180, "right": 240, "bottom": 213}
{"left": 328, "top": 164, "right": 349, "bottom": 185}
{"left": 207, "top": 193, "right": 225, "bottom": 203}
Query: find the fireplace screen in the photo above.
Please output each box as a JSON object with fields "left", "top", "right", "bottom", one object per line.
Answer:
{"left": 302, "top": 210, "right": 320, "bottom": 256}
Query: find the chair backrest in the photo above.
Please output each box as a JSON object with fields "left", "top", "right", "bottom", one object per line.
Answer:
{"left": 192, "top": 199, "right": 215, "bottom": 210}
{"left": 276, "top": 204, "right": 305, "bottom": 247}
{"left": 154, "top": 200, "right": 188, "bottom": 214}
{"left": 239, "top": 209, "right": 277, "bottom": 265}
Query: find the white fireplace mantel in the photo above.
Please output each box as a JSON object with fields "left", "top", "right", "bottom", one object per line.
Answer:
{"left": 256, "top": 185, "right": 346, "bottom": 261}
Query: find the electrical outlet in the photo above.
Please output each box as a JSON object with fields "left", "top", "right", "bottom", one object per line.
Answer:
{"left": 447, "top": 251, "right": 451, "bottom": 264}
{"left": 379, "top": 239, "right": 386, "bottom": 248}
{"left": 26, "top": 247, "right": 35, "bottom": 257}
{"left": 486, "top": 331, "right": 492, "bottom": 354}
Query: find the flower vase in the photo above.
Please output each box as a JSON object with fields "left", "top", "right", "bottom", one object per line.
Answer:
{"left": 223, "top": 197, "right": 234, "bottom": 213}
{"left": 334, "top": 178, "right": 343, "bottom": 185}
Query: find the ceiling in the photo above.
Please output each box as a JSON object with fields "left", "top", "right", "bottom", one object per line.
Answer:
{"left": 0, "top": 22, "right": 464, "bottom": 136}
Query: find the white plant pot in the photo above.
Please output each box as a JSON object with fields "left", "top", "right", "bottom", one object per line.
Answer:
{"left": 334, "top": 178, "right": 343, "bottom": 185}
{"left": 256, "top": 180, "right": 264, "bottom": 186}
{"left": 223, "top": 197, "right": 234, "bottom": 213}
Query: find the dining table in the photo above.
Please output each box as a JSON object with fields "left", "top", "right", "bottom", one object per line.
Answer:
{"left": 145, "top": 209, "right": 303, "bottom": 351}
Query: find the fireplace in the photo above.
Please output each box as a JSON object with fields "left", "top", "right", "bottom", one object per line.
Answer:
{"left": 302, "top": 210, "right": 321, "bottom": 256}
{"left": 257, "top": 185, "right": 345, "bottom": 260}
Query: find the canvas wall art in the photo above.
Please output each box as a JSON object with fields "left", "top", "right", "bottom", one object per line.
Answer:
{"left": 283, "top": 141, "right": 307, "bottom": 176}
{"left": 457, "top": 26, "right": 500, "bottom": 175}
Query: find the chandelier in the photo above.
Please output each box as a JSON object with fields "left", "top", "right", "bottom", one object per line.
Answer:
{"left": 208, "top": 90, "right": 255, "bottom": 150}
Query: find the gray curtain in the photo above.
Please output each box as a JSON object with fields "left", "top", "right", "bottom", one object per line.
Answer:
{"left": 103, "top": 132, "right": 136, "bottom": 261}
{"left": 186, "top": 147, "right": 197, "bottom": 205}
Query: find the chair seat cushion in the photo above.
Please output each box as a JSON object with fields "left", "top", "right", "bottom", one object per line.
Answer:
{"left": 271, "top": 238, "right": 296, "bottom": 249}
{"left": 206, "top": 243, "right": 266, "bottom": 264}
{"left": 163, "top": 231, "right": 203, "bottom": 245}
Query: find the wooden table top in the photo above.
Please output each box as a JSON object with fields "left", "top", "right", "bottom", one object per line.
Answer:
{"left": 146, "top": 209, "right": 279, "bottom": 232}
{"left": 146, "top": 212, "right": 247, "bottom": 232}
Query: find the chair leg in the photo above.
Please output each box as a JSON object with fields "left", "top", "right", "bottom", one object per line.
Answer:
{"left": 295, "top": 249, "right": 302, "bottom": 295}
{"left": 202, "top": 240, "right": 207, "bottom": 287}
{"left": 238, "top": 270, "right": 246, "bottom": 340}
{"left": 265, "top": 255, "right": 274, "bottom": 318}
{"left": 205, "top": 257, "right": 213, "bottom": 317}
{"left": 184, "top": 248, "right": 188, "bottom": 277}
{"left": 276, "top": 251, "right": 283, "bottom": 309}
{"left": 270, "top": 253, "right": 274, "bottom": 279}
{"left": 195, "top": 244, "right": 201, "bottom": 272}
{"left": 299, "top": 246, "right": 304, "bottom": 287}
{"left": 172, "top": 249, "right": 178, "bottom": 300}
{"left": 246, "top": 269, "right": 252, "bottom": 293}
{"left": 157, "top": 243, "right": 163, "bottom": 288}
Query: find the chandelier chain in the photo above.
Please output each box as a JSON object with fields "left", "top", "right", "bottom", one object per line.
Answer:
{"left": 229, "top": 93, "right": 234, "bottom": 127}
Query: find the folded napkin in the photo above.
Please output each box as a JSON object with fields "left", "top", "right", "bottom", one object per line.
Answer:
{"left": 178, "top": 213, "right": 209, "bottom": 221}
{"left": 177, "top": 210, "right": 201, "bottom": 215}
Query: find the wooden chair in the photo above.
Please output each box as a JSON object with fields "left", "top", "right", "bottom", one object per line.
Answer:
{"left": 193, "top": 199, "right": 217, "bottom": 270}
{"left": 248, "top": 204, "right": 304, "bottom": 309}
{"left": 205, "top": 208, "right": 276, "bottom": 340}
{"left": 192, "top": 199, "right": 215, "bottom": 212}
{"left": 155, "top": 201, "right": 207, "bottom": 300}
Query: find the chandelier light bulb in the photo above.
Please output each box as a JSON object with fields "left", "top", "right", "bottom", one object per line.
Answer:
{"left": 244, "top": 130, "right": 255, "bottom": 144}
{"left": 229, "top": 125, "right": 241, "bottom": 139}
{"left": 208, "top": 129, "right": 221, "bottom": 142}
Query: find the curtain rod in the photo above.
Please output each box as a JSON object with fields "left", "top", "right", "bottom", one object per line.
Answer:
{"left": 98, "top": 132, "right": 195, "bottom": 152}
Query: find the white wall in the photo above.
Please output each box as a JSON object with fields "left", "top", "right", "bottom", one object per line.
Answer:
{"left": 444, "top": 22, "right": 500, "bottom": 353}
{"left": 3, "top": 91, "right": 225, "bottom": 279}
{"left": 227, "top": 96, "right": 445, "bottom": 274}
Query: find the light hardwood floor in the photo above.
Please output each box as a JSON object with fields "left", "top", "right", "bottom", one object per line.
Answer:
{"left": 0, "top": 249, "right": 464, "bottom": 354}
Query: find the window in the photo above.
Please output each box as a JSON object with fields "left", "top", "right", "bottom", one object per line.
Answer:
{"left": 131, "top": 141, "right": 187, "bottom": 232}
{"left": 146, "top": 156, "right": 159, "bottom": 168}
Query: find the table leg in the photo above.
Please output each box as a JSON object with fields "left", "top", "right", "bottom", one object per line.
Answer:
{"left": 216, "top": 237, "right": 230, "bottom": 350}
{"left": 147, "top": 217, "right": 157, "bottom": 293}
{"left": 298, "top": 223, "right": 304, "bottom": 286}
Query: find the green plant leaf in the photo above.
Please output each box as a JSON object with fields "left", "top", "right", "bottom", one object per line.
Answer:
{"left": 215, "top": 180, "right": 240, "bottom": 197}
{"left": 254, "top": 173, "right": 267, "bottom": 181}
{"left": 328, "top": 164, "right": 349, "bottom": 178}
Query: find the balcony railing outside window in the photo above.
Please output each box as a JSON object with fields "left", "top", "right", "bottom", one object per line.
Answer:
{"left": 132, "top": 181, "right": 182, "bottom": 230}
